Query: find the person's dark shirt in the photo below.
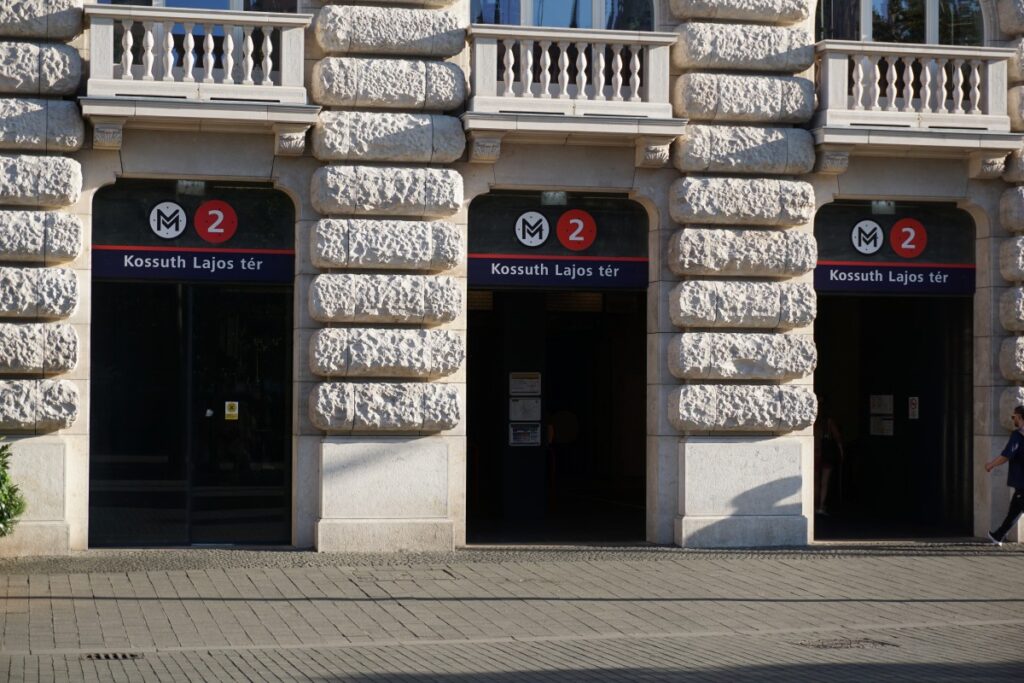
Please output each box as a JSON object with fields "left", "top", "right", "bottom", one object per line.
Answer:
{"left": 1000, "top": 429, "right": 1024, "bottom": 489}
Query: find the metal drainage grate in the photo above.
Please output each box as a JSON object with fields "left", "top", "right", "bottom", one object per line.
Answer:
{"left": 82, "top": 652, "right": 144, "bottom": 661}
{"left": 795, "top": 637, "right": 898, "bottom": 650}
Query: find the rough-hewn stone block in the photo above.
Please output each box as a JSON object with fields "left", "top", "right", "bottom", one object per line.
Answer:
{"left": 673, "top": 22, "right": 812, "bottom": 72}
{"left": 1000, "top": 236, "right": 1024, "bottom": 282}
{"left": 0, "top": 41, "right": 80, "bottom": 95}
{"left": 669, "top": 384, "right": 816, "bottom": 432}
{"left": 312, "top": 219, "right": 462, "bottom": 272}
{"left": 0, "top": 211, "right": 82, "bottom": 263}
{"left": 673, "top": 73, "right": 813, "bottom": 123}
{"left": 312, "top": 165, "right": 462, "bottom": 218}
{"left": 316, "top": 5, "right": 464, "bottom": 58}
{"left": 1000, "top": 186, "right": 1024, "bottom": 232}
{"left": 671, "top": 176, "right": 814, "bottom": 227}
{"left": 0, "top": 267, "right": 78, "bottom": 319}
{"left": 0, "top": 154, "right": 81, "bottom": 208}
{"left": 0, "top": 378, "right": 78, "bottom": 431}
{"left": 1000, "top": 1, "right": 1024, "bottom": 36}
{"left": 669, "top": 227, "right": 815, "bottom": 277}
{"left": 670, "top": 280, "right": 815, "bottom": 329}
{"left": 999, "top": 336, "right": 1024, "bottom": 380}
{"left": 310, "top": 382, "right": 460, "bottom": 432}
{"left": 312, "top": 57, "right": 465, "bottom": 110}
{"left": 313, "top": 111, "right": 465, "bottom": 163}
{"left": 0, "top": 1, "right": 83, "bottom": 41}
{"left": 674, "top": 125, "right": 814, "bottom": 175}
{"left": 669, "top": 0, "right": 813, "bottom": 24}
{"left": 309, "top": 273, "right": 462, "bottom": 325}
{"left": 1000, "top": 385, "right": 1024, "bottom": 431}
{"left": 1000, "top": 286, "right": 1024, "bottom": 331}
{"left": 0, "top": 322, "right": 77, "bottom": 373}
{"left": 311, "top": 328, "right": 464, "bottom": 378}
{"left": 0, "top": 99, "right": 83, "bottom": 152}
{"left": 669, "top": 332, "right": 816, "bottom": 380}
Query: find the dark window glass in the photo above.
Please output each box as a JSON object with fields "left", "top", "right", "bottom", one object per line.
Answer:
{"left": 872, "top": 0, "right": 926, "bottom": 43}
{"left": 817, "top": 0, "right": 860, "bottom": 40}
{"left": 471, "top": 0, "right": 522, "bottom": 24}
{"left": 605, "top": 1, "right": 652, "bottom": 30}
{"left": 245, "top": 0, "right": 297, "bottom": 11}
{"left": 939, "top": 0, "right": 983, "bottom": 45}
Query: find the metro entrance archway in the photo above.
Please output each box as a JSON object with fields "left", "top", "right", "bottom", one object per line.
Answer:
{"left": 813, "top": 201, "right": 974, "bottom": 539}
{"left": 466, "top": 192, "right": 647, "bottom": 543}
{"left": 89, "top": 181, "right": 294, "bottom": 546}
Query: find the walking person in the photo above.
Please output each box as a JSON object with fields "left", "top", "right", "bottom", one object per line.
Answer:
{"left": 985, "top": 405, "right": 1024, "bottom": 545}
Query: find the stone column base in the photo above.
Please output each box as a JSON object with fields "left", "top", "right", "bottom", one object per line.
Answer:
{"left": 317, "top": 519, "right": 453, "bottom": 553}
{"left": 675, "top": 515, "right": 807, "bottom": 548}
{"left": 0, "top": 521, "right": 69, "bottom": 557}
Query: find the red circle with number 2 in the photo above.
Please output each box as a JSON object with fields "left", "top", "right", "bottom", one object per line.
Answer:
{"left": 556, "top": 209, "right": 597, "bottom": 252}
{"left": 194, "top": 200, "right": 238, "bottom": 244}
{"left": 889, "top": 218, "right": 927, "bottom": 259}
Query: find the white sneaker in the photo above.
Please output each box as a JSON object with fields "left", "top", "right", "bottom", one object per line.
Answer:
{"left": 988, "top": 532, "right": 1003, "bottom": 546}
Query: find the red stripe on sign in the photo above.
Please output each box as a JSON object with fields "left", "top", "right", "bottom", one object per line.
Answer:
{"left": 94, "top": 244, "right": 295, "bottom": 255}
{"left": 817, "top": 259, "right": 975, "bottom": 269}
{"left": 469, "top": 252, "right": 648, "bottom": 262}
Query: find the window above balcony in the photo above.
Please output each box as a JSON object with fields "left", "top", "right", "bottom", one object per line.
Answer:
{"left": 472, "top": 0, "right": 653, "bottom": 31}
{"left": 81, "top": 1, "right": 317, "bottom": 155}
{"left": 817, "top": 0, "right": 983, "bottom": 46}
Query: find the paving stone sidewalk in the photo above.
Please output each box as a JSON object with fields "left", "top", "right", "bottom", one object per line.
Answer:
{"left": 1, "top": 544, "right": 1023, "bottom": 681}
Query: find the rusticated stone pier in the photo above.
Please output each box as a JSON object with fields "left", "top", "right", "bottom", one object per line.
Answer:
{"left": 308, "top": 0, "right": 467, "bottom": 551}
{"left": 667, "top": 0, "right": 818, "bottom": 547}
{"left": 0, "top": 0, "right": 85, "bottom": 555}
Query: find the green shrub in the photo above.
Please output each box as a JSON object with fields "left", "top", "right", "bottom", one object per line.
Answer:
{"left": 0, "top": 440, "right": 27, "bottom": 538}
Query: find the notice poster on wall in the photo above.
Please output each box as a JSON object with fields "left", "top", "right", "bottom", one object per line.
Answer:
{"left": 92, "top": 180, "right": 295, "bottom": 283}
{"left": 509, "top": 423, "right": 542, "bottom": 447}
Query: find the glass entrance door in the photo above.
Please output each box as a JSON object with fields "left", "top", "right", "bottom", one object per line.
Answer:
{"left": 90, "top": 282, "right": 292, "bottom": 546}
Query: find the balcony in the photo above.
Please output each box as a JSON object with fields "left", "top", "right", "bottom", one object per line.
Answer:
{"left": 811, "top": 40, "right": 1021, "bottom": 173}
{"left": 80, "top": 4, "right": 319, "bottom": 155}
{"left": 462, "top": 25, "right": 685, "bottom": 167}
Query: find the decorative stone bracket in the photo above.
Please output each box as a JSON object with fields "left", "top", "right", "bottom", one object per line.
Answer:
{"left": 467, "top": 130, "right": 676, "bottom": 169}
{"left": 85, "top": 114, "right": 312, "bottom": 156}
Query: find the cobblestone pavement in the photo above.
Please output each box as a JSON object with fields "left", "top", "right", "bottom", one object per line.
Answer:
{"left": 1, "top": 544, "right": 1023, "bottom": 681}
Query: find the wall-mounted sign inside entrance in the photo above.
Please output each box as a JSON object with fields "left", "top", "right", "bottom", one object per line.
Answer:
{"left": 469, "top": 193, "right": 647, "bottom": 289}
{"left": 816, "top": 202, "right": 975, "bottom": 295}
{"left": 93, "top": 180, "right": 294, "bottom": 283}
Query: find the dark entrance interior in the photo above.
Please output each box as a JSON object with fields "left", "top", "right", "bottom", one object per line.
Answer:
{"left": 467, "top": 290, "right": 646, "bottom": 543}
{"left": 814, "top": 295, "right": 973, "bottom": 539}
{"left": 90, "top": 282, "right": 292, "bottom": 546}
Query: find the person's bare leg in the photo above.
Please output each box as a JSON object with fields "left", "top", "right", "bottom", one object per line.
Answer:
{"left": 818, "top": 467, "right": 832, "bottom": 513}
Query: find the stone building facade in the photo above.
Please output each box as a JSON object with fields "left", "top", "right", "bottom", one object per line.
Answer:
{"left": 0, "top": 0, "right": 1021, "bottom": 555}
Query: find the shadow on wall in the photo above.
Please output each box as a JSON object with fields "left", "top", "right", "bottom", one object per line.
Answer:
{"left": 684, "top": 475, "right": 804, "bottom": 549}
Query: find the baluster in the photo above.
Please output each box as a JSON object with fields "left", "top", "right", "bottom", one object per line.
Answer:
{"left": 203, "top": 26, "right": 215, "bottom": 83}
{"left": 182, "top": 24, "right": 195, "bottom": 82}
{"left": 628, "top": 44, "right": 640, "bottom": 101}
{"left": 884, "top": 56, "right": 897, "bottom": 111}
{"left": 120, "top": 20, "right": 134, "bottom": 80}
{"left": 575, "top": 42, "right": 587, "bottom": 99}
{"left": 539, "top": 41, "right": 552, "bottom": 98}
{"left": 557, "top": 41, "right": 569, "bottom": 98}
{"left": 520, "top": 41, "right": 534, "bottom": 97}
{"left": 223, "top": 28, "right": 235, "bottom": 84}
{"left": 937, "top": 58, "right": 950, "bottom": 112}
{"left": 968, "top": 60, "right": 981, "bottom": 114}
{"left": 242, "top": 26, "right": 255, "bottom": 85}
{"left": 501, "top": 39, "right": 515, "bottom": 95}
{"left": 851, "top": 55, "right": 864, "bottom": 110}
{"left": 900, "top": 56, "right": 914, "bottom": 112}
{"left": 868, "top": 55, "right": 881, "bottom": 110}
{"left": 261, "top": 26, "right": 274, "bottom": 85}
{"left": 591, "top": 43, "right": 606, "bottom": 100}
{"left": 141, "top": 22, "right": 155, "bottom": 81}
{"left": 918, "top": 58, "right": 931, "bottom": 111}
{"left": 952, "top": 59, "right": 965, "bottom": 113}
{"left": 611, "top": 44, "right": 624, "bottom": 101}
{"left": 162, "top": 22, "right": 174, "bottom": 81}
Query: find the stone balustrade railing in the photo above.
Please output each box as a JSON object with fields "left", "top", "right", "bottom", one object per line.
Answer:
{"left": 814, "top": 40, "right": 1013, "bottom": 132}
{"left": 467, "top": 24, "right": 675, "bottom": 118}
{"left": 85, "top": 4, "right": 309, "bottom": 104}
